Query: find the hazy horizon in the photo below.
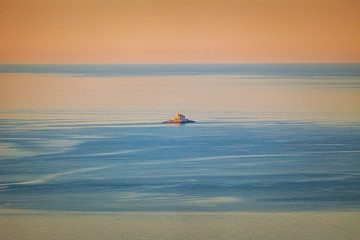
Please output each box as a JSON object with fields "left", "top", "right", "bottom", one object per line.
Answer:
{"left": 1, "top": 1, "right": 359, "bottom": 239}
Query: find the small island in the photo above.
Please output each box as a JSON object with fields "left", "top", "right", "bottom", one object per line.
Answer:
{"left": 163, "top": 112, "right": 195, "bottom": 123}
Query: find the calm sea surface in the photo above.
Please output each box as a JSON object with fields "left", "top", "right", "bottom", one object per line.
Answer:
{"left": 0, "top": 64, "right": 359, "bottom": 212}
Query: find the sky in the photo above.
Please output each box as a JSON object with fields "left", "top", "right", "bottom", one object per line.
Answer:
{"left": 0, "top": 0, "right": 359, "bottom": 63}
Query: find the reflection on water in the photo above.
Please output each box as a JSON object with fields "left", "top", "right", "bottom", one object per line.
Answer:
{"left": 0, "top": 109, "right": 359, "bottom": 212}
{"left": 1, "top": 64, "right": 360, "bottom": 114}
{"left": 0, "top": 64, "right": 359, "bottom": 212}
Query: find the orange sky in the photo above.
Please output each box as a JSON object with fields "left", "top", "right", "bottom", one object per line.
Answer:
{"left": 0, "top": 0, "right": 359, "bottom": 63}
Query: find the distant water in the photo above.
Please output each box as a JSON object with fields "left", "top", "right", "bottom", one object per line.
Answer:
{"left": 1, "top": 63, "right": 360, "bottom": 78}
{"left": 0, "top": 64, "right": 359, "bottom": 212}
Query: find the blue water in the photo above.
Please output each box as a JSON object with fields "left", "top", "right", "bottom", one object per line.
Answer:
{"left": 0, "top": 64, "right": 360, "bottom": 212}
{"left": 1, "top": 63, "right": 360, "bottom": 78}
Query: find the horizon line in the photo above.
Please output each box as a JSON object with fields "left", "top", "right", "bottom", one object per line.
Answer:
{"left": 1, "top": 62, "right": 359, "bottom": 65}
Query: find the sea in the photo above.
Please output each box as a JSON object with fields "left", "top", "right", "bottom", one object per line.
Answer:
{"left": 0, "top": 64, "right": 359, "bottom": 213}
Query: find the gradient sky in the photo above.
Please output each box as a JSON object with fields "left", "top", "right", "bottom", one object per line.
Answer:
{"left": 0, "top": 0, "right": 359, "bottom": 63}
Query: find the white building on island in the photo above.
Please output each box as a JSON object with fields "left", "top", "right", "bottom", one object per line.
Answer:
{"left": 163, "top": 112, "right": 195, "bottom": 123}
{"left": 172, "top": 112, "right": 186, "bottom": 121}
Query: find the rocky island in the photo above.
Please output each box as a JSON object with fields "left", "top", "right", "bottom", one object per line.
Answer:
{"left": 163, "top": 112, "right": 195, "bottom": 123}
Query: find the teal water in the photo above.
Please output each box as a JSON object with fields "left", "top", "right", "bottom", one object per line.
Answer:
{"left": 0, "top": 64, "right": 359, "bottom": 212}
